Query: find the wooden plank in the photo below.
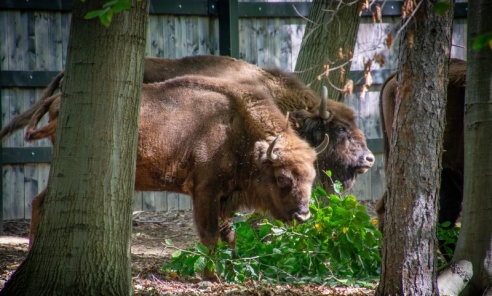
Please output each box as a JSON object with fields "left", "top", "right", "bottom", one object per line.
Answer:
{"left": 166, "top": 192, "right": 180, "bottom": 212}
{"left": 35, "top": 11, "right": 50, "bottom": 70}
{"left": 256, "top": 18, "right": 267, "bottom": 67}
{"left": 163, "top": 15, "right": 176, "bottom": 58}
{"left": 197, "top": 17, "right": 211, "bottom": 55}
{"left": 370, "top": 154, "right": 385, "bottom": 202}
{"left": 451, "top": 20, "right": 466, "bottom": 60}
{"left": 49, "top": 11, "right": 63, "bottom": 70}
{"left": 23, "top": 164, "right": 38, "bottom": 219}
{"left": 148, "top": 16, "right": 164, "bottom": 58}
{"left": 153, "top": 192, "right": 168, "bottom": 212}
{"left": 290, "top": 19, "right": 304, "bottom": 71}
{"left": 278, "top": 18, "right": 292, "bottom": 71}
{"left": 61, "top": 13, "right": 70, "bottom": 68}
{"left": 358, "top": 91, "right": 383, "bottom": 140}
{"left": 346, "top": 170, "right": 372, "bottom": 201}
{"left": 133, "top": 192, "right": 143, "bottom": 211}
{"left": 178, "top": 194, "right": 191, "bottom": 210}
{"left": 142, "top": 191, "right": 156, "bottom": 212}
{"left": 3, "top": 165, "right": 24, "bottom": 219}
{"left": 186, "top": 17, "right": 198, "bottom": 56}
{"left": 0, "top": 11, "right": 8, "bottom": 70}
{"left": 238, "top": 17, "right": 257, "bottom": 64}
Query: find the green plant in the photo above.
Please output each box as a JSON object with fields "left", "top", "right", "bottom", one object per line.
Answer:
{"left": 437, "top": 221, "right": 460, "bottom": 266}
{"left": 163, "top": 172, "right": 382, "bottom": 286}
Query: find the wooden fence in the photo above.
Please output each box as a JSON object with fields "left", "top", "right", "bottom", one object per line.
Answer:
{"left": 1, "top": 0, "right": 468, "bottom": 221}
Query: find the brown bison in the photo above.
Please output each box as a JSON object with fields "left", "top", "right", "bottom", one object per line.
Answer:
{"left": 36, "top": 76, "right": 328, "bottom": 257}
{"left": 377, "top": 59, "right": 466, "bottom": 249}
{"left": 1, "top": 55, "right": 374, "bottom": 193}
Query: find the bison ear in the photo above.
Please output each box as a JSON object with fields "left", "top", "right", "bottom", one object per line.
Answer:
{"left": 254, "top": 136, "right": 282, "bottom": 164}
{"left": 254, "top": 140, "right": 270, "bottom": 164}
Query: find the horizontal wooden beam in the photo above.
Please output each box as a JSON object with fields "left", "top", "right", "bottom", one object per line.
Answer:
{"left": 0, "top": 69, "right": 395, "bottom": 88}
{"left": 2, "top": 147, "right": 53, "bottom": 164}
{"left": 0, "top": 71, "right": 61, "bottom": 88}
{"left": 0, "top": 1, "right": 468, "bottom": 18}
{"left": 1, "top": 138, "right": 384, "bottom": 165}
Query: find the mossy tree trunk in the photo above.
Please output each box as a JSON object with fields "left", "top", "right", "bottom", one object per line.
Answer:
{"left": 376, "top": 0, "right": 453, "bottom": 294}
{"left": 294, "top": 0, "right": 361, "bottom": 101}
{"left": 0, "top": 0, "right": 149, "bottom": 295}
{"left": 437, "top": 0, "right": 492, "bottom": 294}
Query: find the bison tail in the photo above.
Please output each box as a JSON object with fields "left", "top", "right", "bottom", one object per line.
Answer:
{"left": 0, "top": 71, "right": 64, "bottom": 141}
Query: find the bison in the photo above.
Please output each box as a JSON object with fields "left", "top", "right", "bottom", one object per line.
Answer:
{"left": 377, "top": 59, "right": 466, "bottom": 254}
{"left": 1, "top": 55, "right": 373, "bottom": 249}
{"left": 2, "top": 55, "right": 374, "bottom": 193}
{"left": 35, "top": 75, "right": 328, "bottom": 268}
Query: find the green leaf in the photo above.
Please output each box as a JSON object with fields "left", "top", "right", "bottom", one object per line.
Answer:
{"left": 193, "top": 256, "right": 206, "bottom": 271}
{"left": 329, "top": 194, "right": 341, "bottom": 204}
{"left": 259, "top": 223, "right": 273, "bottom": 238}
{"left": 473, "top": 33, "right": 492, "bottom": 51}
{"left": 431, "top": 0, "right": 451, "bottom": 14}
{"left": 84, "top": 9, "right": 105, "bottom": 19}
{"left": 171, "top": 250, "right": 182, "bottom": 258}
{"left": 440, "top": 221, "right": 452, "bottom": 228}
{"left": 112, "top": 0, "right": 131, "bottom": 13}
{"left": 333, "top": 180, "right": 344, "bottom": 194}
{"left": 195, "top": 242, "right": 210, "bottom": 255}
{"left": 165, "top": 238, "right": 173, "bottom": 246}
{"left": 99, "top": 9, "right": 113, "bottom": 27}
{"left": 325, "top": 170, "right": 332, "bottom": 178}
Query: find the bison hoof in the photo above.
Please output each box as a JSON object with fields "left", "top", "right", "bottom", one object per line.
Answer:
{"left": 202, "top": 267, "right": 221, "bottom": 283}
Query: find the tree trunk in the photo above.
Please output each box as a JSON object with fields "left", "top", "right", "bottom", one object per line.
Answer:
{"left": 437, "top": 0, "right": 492, "bottom": 294}
{"left": 376, "top": 1, "right": 453, "bottom": 295}
{"left": 294, "top": 0, "right": 361, "bottom": 101}
{"left": 0, "top": 0, "right": 149, "bottom": 295}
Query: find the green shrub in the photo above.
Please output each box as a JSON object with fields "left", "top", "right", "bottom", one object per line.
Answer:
{"left": 163, "top": 173, "right": 382, "bottom": 286}
{"left": 437, "top": 221, "right": 460, "bottom": 266}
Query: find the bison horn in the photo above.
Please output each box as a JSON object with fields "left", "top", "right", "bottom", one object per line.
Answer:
{"left": 319, "top": 86, "right": 332, "bottom": 120}
{"left": 315, "top": 134, "right": 329, "bottom": 154}
{"left": 267, "top": 135, "right": 282, "bottom": 162}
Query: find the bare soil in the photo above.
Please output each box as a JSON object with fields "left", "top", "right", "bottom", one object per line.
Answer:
{"left": 0, "top": 210, "right": 376, "bottom": 295}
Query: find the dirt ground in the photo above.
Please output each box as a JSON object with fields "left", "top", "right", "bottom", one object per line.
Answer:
{"left": 0, "top": 210, "right": 376, "bottom": 295}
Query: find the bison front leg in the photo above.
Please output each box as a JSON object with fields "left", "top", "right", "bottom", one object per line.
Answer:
{"left": 191, "top": 190, "right": 221, "bottom": 281}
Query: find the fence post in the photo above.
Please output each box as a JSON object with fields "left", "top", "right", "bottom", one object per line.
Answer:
{"left": 216, "top": 0, "right": 239, "bottom": 58}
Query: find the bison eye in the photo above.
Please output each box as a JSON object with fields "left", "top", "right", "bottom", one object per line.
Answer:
{"left": 336, "top": 126, "right": 345, "bottom": 133}
{"left": 276, "top": 175, "right": 292, "bottom": 188}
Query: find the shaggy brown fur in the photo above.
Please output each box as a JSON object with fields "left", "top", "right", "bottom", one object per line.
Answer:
{"left": 25, "top": 76, "right": 320, "bottom": 257}
{"left": 6, "top": 55, "right": 373, "bottom": 193}
{"left": 377, "top": 59, "right": 466, "bottom": 256}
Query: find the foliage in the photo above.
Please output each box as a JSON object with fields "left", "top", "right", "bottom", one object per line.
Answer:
{"left": 436, "top": 221, "right": 460, "bottom": 266}
{"left": 472, "top": 32, "right": 492, "bottom": 50}
{"left": 163, "top": 173, "right": 382, "bottom": 286}
{"left": 431, "top": 0, "right": 452, "bottom": 15}
{"left": 83, "top": 0, "right": 133, "bottom": 27}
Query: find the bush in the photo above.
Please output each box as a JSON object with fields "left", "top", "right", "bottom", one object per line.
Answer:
{"left": 163, "top": 175, "right": 382, "bottom": 286}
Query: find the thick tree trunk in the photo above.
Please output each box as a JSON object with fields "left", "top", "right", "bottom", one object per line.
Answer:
{"left": 376, "top": 0, "right": 453, "bottom": 295}
{"left": 0, "top": 0, "right": 149, "bottom": 295}
{"left": 294, "top": 0, "right": 361, "bottom": 101}
{"left": 437, "top": 0, "right": 492, "bottom": 294}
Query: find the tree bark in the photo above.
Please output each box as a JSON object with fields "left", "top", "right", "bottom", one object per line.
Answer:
{"left": 294, "top": 0, "right": 361, "bottom": 101}
{"left": 376, "top": 0, "right": 453, "bottom": 295}
{"left": 438, "top": 0, "right": 492, "bottom": 294}
{"left": 0, "top": 0, "right": 149, "bottom": 295}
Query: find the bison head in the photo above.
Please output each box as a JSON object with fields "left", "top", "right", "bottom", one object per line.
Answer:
{"left": 249, "top": 134, "right": 321, "bottom": 223}
{"left": 291, "top": 87, "right": 375, "bottom": 193}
